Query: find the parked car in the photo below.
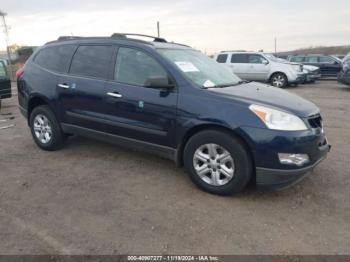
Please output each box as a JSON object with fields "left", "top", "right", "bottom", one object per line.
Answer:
{"left": 273, "top": 56, "right": 319, "bottom": 84}
{"left": 0, "top": 60, "right": 11, "bottom": 109}
{"left": 288, "top": 55, "right": 342, "bottom": 77}
{"left": 0, "top": 59, "right": 9, "bottom": 67}
{"left": 17, "top": 34, "right": 330, "bottom": 195}
{"left": 337, "top": 53, "right": 350, "bottom": 86}
{"left": 214, "top": 51, "right": 304, "bottom": 88}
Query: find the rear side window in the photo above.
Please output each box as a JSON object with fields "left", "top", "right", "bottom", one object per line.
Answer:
{"left": 290, "top": 56, "right": 305, "bottom": 63}
{"left": 34, "top": 45, "right": 76, "bottom": 73}
{"left": 216, "top": 54, "right": 228, "bottom": 63}
{"left": 70, "top": 45, "right": 113, "bottom": 79}
{"left": 231, "top": 54, "right": 248, "bottom": 63}
{"left": 305, "top": 56, "right": 319, "bottom": 63}
{"left": 114, "top": 47, "right": 168, "bottom": 86}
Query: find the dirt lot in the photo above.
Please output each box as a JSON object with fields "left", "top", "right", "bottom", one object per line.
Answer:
{"left": 0, "top": 81, "right": 349, "bottom": 255}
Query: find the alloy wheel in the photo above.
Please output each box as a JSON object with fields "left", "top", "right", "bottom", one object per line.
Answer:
{"left": 272, "top": 74, "right": 286, "bottom": 87}
{"left": 33, "top": 114, "right": 53, "bottom": 144}
{"left": 193, "top": 143, "right": 235, "bottom": 186}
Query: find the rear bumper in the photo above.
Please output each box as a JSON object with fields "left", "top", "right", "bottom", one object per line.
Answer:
{"left": 256, "top": 144, "right": 331, "bottom": 191}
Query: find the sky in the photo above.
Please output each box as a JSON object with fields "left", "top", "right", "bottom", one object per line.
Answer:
{"left": 0, "top": 0, "right": 350, "bottom": 54}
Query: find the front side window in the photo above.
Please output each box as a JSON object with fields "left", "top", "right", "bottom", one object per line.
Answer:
{"left": 216, "top": 54, "right": 228, "bottom": 63}
{"left": 34, "top": 45, "right": 76, "bottom": 73}
{"left": 114, "top": 47, "right": 168, "bottom": 86}
{"left": 70, "top": 45, "right": 113, "bottom": 79}
{"left": 0, "top": 61, "right": 7, "bottom": 77}
{"left": 159, "top": 49, "right": 241, "bottom": 88}
{"left": 248, "top": 54, "right": 267, "bottom": 64}
{"left": 319, "top": 56, "right": 336, "bottom": 63}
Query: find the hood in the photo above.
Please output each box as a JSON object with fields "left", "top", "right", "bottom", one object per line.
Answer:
{"left": 303, "top": 65, "right": 319, "bottom": 71}
{"left": 209, "top": 82, "right": 319, "bottom": 118}
{"left": 275, "top": 58, "right": 302, "bottom": 72}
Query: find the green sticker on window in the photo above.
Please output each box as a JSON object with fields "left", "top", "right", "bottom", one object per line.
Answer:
{"left": 138, "top": 101, "right": 144, "bottom": 108}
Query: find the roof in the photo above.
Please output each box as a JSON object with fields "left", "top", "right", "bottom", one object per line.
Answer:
{"left": 45, "top": 33, "right": 191, "bottom": 50}
{"left": 219, "top": 50, "right": 260, "bottom": 54}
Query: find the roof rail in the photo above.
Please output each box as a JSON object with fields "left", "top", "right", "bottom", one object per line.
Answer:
{"left": 111, "top": 33, "right": 167, "bottom": 43}
{"left": 220, "top": 50, "right": 247, "bottom": 53}
{"left": 48, "top": 34, "right": 171, "bottom": 46}
{"left": 57, "top": 36, "right": 87, "bottom": 41}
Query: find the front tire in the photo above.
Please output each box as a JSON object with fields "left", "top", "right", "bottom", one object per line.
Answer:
{"left": 270, "top": 73, "right": 288, "bottom": 88}
{"left": 29, "top": 105, "right": 65, "bottom": 151}
{"left": 183, "top": 129, "right": 252, "bottom": 195}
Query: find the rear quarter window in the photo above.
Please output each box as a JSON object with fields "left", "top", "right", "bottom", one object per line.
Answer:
{"left": 34, "top": 45, "right": 76, "bottom": 73}
{"left": 216, "top": 54, "right": 228, "bottom": 63}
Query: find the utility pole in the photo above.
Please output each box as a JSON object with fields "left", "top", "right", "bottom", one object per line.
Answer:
{"left": 274, "top": 37, "right": 277, "bottom": 54}
{"left": 157, "top": 21, "right": 160, "bottom": 37}
{"left": 0, "top": 10, "right": 13, "bottom": 79}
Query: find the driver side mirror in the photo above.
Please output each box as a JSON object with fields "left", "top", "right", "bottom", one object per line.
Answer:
{"left": 333, "top": 60, "right": 340, "bottom": 65}
{"left": 144, "top": 76, "right": 175, "bottom": 89}
{"left": 262, "top": 60, "right": 269, "bottom": 65}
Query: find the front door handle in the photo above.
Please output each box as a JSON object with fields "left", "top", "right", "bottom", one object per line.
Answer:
{"left": 107, "top": 92, "right": 122, "bottom": 98}
{"left": 58, "top": 83, "right": 70, "bottom": 89}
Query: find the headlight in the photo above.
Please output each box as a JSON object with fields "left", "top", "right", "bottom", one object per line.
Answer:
{"left": 344, "top": 63, "right": 350, "bottom": 72}
{"left": 292, "top": 64, "right": 302, "bottom": 72}
{"left": 249, "top": 104, "right": 308, "bottom": 131}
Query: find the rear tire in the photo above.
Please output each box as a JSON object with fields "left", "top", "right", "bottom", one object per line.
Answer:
{"left": 183, "top": 129, "right": 252, "bottom": 195}
{"left": 270, "top": 73, "right": 288, "bottom": 88}
{"left": 29, "top": 105, "right": 65, "bottom": 151}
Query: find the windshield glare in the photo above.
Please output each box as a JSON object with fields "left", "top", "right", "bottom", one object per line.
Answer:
{"left": 264, "top": 54, "right": 280, "bottom": 62}
{"left": 158, "top": 49, "right": 241, "bottom": 88}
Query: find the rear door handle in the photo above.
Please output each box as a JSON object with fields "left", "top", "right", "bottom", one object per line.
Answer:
{"left": 107, "top": 92, "right": 122, "bottom": 98}
{"left": 58, "top": 83, "right": 70, "bottom": 89}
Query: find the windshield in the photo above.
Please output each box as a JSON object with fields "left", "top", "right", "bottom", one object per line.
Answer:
{"left": 343, "top": 52, "right": 350, "bottom": 62}
{"left": 158, "top": 49, "right": 241, "bottom": 88}
{"left": 264, "top": 54, "right": 280, "bottom": 62}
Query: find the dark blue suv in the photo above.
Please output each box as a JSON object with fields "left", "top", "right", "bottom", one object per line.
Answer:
{"left": 17, "top": 34, "right": 330, "bottom": 195}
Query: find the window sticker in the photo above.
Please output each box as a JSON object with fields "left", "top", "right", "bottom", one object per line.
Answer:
{"left": 203, "top": 80, "right": 216, "bottom": 88}
{"left": 175, "top": 61, "right": 200, "bottom": 72}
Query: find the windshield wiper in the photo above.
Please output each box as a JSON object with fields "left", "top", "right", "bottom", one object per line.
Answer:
{"left": 203, "top": 81, "right": 250, "bottom": 89}
{"left": 237, "top": 80, "right": 251, "bottom": 84}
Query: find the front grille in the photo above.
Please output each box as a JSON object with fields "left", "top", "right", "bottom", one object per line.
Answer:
{"left": 308, "top": 115, "right": 323, "bottom": 129}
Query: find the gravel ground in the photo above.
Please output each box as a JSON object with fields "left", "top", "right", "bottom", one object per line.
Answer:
{"left": 0, "top": 81, "right": 349, "bottom": 255}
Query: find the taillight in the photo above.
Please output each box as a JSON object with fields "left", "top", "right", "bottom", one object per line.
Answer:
{"left": 16, "top": 67, "right": 24, "bottom": 79}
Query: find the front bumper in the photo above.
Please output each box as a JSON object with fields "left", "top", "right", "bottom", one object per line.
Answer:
{"left": 238, "top": 124, "right": 330, "bottom": 191}
{"left": 256, "top": 144, "right": 330, "bottom": 191}
{"left": 306, "top": 73, "right": 322, "bottom": 82}
{"left": 290, "top": 73, "right": 306, "bottom": 84}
